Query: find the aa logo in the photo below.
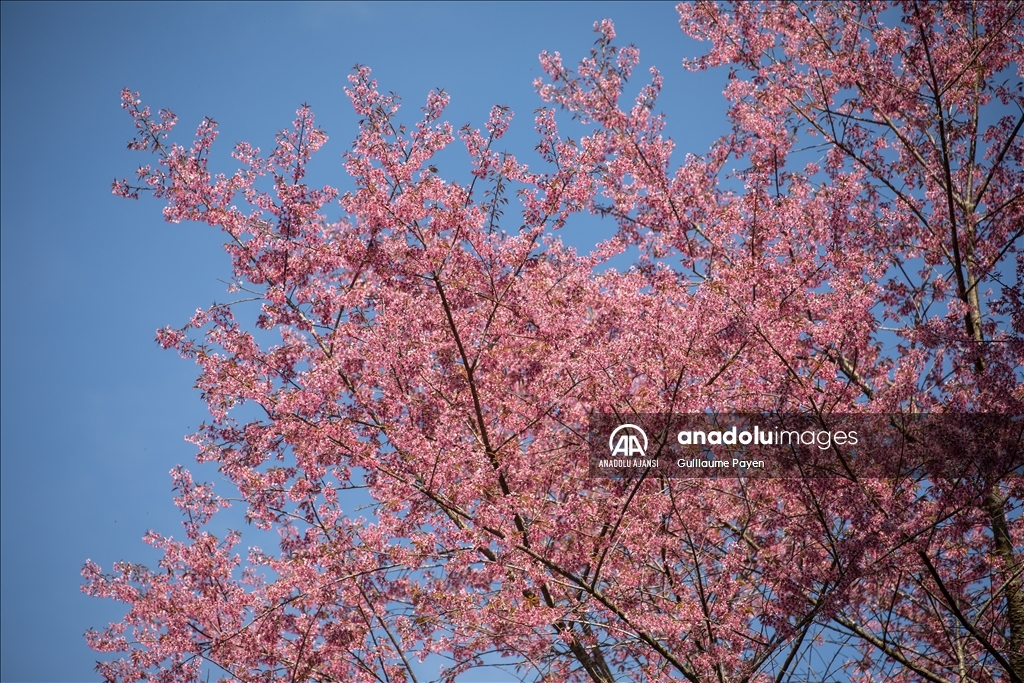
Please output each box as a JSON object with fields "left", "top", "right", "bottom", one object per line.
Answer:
{"left": 608, "top": 424, "right": 648, "bottom": 458}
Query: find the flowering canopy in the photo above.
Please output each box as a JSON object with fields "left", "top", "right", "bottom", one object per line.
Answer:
{"left": 86, "top": 3, "right": 1023, "bottom": 682}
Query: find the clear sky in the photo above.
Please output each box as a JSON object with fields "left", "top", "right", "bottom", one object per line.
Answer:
{"left": 0, "top": 2, "right": 730, "bottom": 680}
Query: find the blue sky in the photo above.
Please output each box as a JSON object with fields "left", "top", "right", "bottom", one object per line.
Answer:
{"left": 0, "top": 2, "right": 731, "bottom": 680}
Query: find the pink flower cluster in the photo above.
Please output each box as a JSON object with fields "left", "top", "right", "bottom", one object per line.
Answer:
{"left": 88, "top": 5, "right": 1023, "bottom": 681}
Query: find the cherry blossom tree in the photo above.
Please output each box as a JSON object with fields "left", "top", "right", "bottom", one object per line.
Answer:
{"left": 85, "top": 2, "right": 1023, "bottom": 681}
